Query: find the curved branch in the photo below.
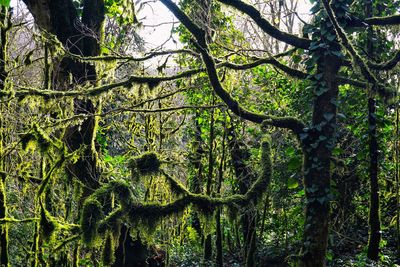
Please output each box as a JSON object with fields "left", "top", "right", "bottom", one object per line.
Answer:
{"left": 365, "top": 14, "right": 400, "bottom": 26}
{"left": 368, "top": 50, "right": 400, "bottom": 70}
{"left": 65, "top": 49, "right": 199, "bottom": 62}
{"left": 321, "top": 0, "right": 393, "bottom": 98}
{"left": 216, "top": 0, "right": 311, "bottom": 49}
{"left": 160, "top": 0, "right": 207, "bottom": 47}
{"left": 159, "top": 0, "right": 305, "bottom": 134}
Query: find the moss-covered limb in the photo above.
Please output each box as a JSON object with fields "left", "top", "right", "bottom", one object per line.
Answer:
{"left": 64, "top": 48, "right": 199, "bottom": 62}
{"left": 215, "top": 0, "right": 311, "bottom": 49}
{"left": 37, "top": 155, "right": 65, "bottom": 197}
{"left": 336, "top": 76, "right": 367, "bottom": 88}
{"left": 130, "top": 137, "right": 271, "bottom": 218}
{"left": 161, "top": 170, "right": 190, "bottom": 196}
{"left": 365, "top": 14, "right": 400, "bottom": 26}
{"left": 219, "top": 57, "right": 308, "bottom": 79}
{"left": 11, "top": 68, "right": 205, "bottom": 98}
{"left": 321, "top": 0, "right": 393, "bottom": 99}
{"left": 52, "top": 234, "right": 80, "bottom": 253}
{"left": 368, "top": 50, "right": 400, "bottom": 71}
{"left": 0, "top": 217, "right": 38, "bottom": 223}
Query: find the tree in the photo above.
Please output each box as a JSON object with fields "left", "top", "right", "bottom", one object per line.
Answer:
{"left": 1, "top": 0, "right": 400, "bottom": 266}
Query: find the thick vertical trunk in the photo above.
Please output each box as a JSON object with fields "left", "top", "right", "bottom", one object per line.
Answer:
{"left": 204, "top": 100, "right": 216, "bottom": 263}
{"left": 23, "top": 0, "right": 105, "bottom": 194}
{"left": 365, "top": 0, "right": 381, "bottom": 260}
{"left": 367, "top": 97, "right": 380, "bottom": 260}
{"left": 215, "top": 125, "right": 226, "bottom": 267}
{"left": 300, "top": 55, "right": 340, "bottom": 267}
{"left": 228, "top": 125, "right": 257, "bottom": 266}
{"left": 0, "top": 6, "right": 9, "bottom": 267}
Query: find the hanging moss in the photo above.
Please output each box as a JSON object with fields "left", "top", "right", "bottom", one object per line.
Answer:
{"left": 91, "top": 179, "right": 132, "bottom": 207}
{"left": 81, "top": 198, "right": 103, "bottom": 246}
{"left": 128, "top": 152, "right": 161, "bottom": 177}
{"left": 39, "top": 201, "right": 57, "bottom": 243}
{"left": 19, "top": 124, "right": 55, "bottom": 153}
{"left": 102, "top": 232, "right": 115, "bottom": 266}
{"left": 33, "top": 124, "right": 52, "bottom": 153}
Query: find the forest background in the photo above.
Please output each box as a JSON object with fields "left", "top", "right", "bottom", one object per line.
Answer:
{"left": 0, "top": 0, "right": 400, "bottom": 266}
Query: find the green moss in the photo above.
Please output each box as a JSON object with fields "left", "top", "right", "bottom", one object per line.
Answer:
{"left": 20, "top": 132, "right": 36, "bottom": 151}
{"left": 102, "top": 232, "right": 115, "bottom": 266}
{"left": 81, "top": 198, "right": 103, "bottom": 246}
{"left": 128, "top": 152, "right": 161, "bottom": 177}
{"left": 39, "top": 201, "right": 56, "bottom": 243}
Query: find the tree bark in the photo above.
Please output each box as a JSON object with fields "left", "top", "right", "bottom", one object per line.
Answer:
{"left": 0, "top": 6, "right": 9, "bottom": 267}
{"left": 22, "top": 0, "right": 105, "bottom": 194}
{"left": 365, "top": 0, "right": 381, "bottom": 260}
{"left": 300, "top": 55, "right": 341, "bottom": 267}
{"left": 228, "top": 124, "right": 257, "bottom": 266}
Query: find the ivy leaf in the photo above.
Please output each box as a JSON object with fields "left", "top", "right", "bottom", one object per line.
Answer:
{"left": 288, "top": 176, "right": 299, "bottom": 189}
{"left": 323, "top": 112, "right": 334, "bottom": 121}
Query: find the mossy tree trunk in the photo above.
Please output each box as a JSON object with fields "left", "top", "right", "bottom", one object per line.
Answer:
{"left": 228, "top": 124, "right": 257, "bottom": 267}
{"left": 22, "top": 0, "right": 104, "bottom": 265}
{"left": 22, "top": 0, "right": 105, "bottom": 194}
{"left": 0, "top": 6, "right": 9, "bottom": 267}
{"left": 300, "top": 55, "right": 341, "bottom": 267}
{"left": 365, "top": 0, "right": 381, "bottom": 261}
{"left": 204, "top": 101, "right": 216, "bottom": 263}
{"left": 215, "top": 124, "right": 226, "bottom": 267}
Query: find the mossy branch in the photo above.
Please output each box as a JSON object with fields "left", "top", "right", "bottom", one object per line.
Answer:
{"left": 216, "top": 0, "right": 311, "bottom": 49}
{"left": 365, "top": 14, "right": 400, "bottom": 26}
{"left": 0, "top": 217, "right": 38, "bottom": 224}
{"left": 65, "top": 49, "right": 199, "bottom": 62}
{"left": 321, "top": 0, "right": 394, "bottom": 99}
{"left": 160, "top": 0, "right": 305, "bottom": 135}
{"left": 368, "top": 50, "right": 400, "bottom": 71}
{"left": 81, "top": 139, "right": 272, "bottom": 245}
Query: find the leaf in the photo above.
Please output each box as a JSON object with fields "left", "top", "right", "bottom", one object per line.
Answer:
{"left": 288, "top": 156, "right": 302, "bottom": 171}
{"left": 0, "top": 0, "right": 10, "bottom": 7}
{"left": 287, "top": 177, "right": 299, "bottom": 189}
{"left": 323, "top": 112, "right": 334, "bottom": 121}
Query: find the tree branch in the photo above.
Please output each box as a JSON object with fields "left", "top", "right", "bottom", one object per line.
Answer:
{"left": 160, "top": 0, "right": 305, "bottom": 135}
{"left": 321, "top": 0, "right": 394, "bottom": 98}
{"left": 216, "top": 0, "right": 311, "bottom": 49}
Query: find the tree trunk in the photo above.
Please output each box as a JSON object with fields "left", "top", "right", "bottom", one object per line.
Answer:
{"left": 228, "top": 124, "right": 257, "bottom": 266}
{"left": 22, "top": 0, "right": 105, "bottom": 195}
{"left": 300, "top": 55, "right": 341, "bottom": 267}
{"left": 0, "top": 6, "right": 9, "bottom": 267}
{"left": 367, "top": 97, "right": 381, "bottom": 260}
{"left": 365, "top": 0, "right": 381, "bottom": 260}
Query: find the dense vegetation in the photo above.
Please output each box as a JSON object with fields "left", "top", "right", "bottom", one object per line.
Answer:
{"left": 0, "top": 0, "right": 399, "bottom": 266}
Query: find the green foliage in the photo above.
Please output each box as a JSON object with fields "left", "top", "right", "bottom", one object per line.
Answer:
{"left": 0, "top": 0, "right": 10, "bottom": 7}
